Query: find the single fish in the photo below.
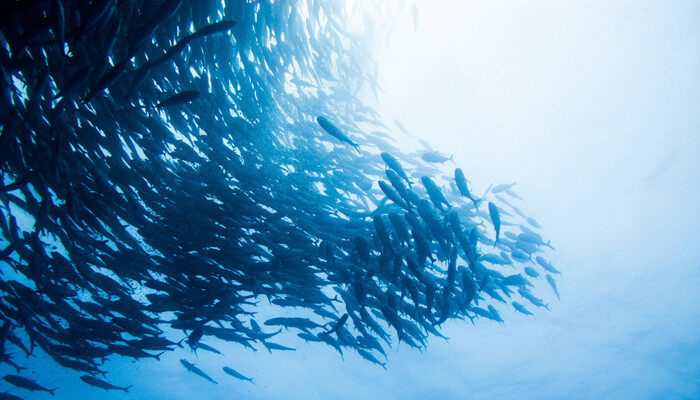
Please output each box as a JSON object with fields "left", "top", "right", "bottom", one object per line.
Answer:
{"left": 155, "top": 90, "right": 200, "bottom": 108}
{"left": 491, "top": 183, "right": 516, "bottom": 193}
{"left": 454, "top": 168, "right": 479, "bottom": 209}
{"left": 3, "top": 375, "right": 56, "bottom": 395}
{"left": 317, "top": 116, "right": 360, "bottom": 152}
{"left": 546, "top": 274, "right": 560, "bottom": 299}
{"left": 488, "top": 202, "right": 501, "bottom": 246}
{"left": 180, "top": 359, "right": 217, "bottom": 384}
{"left": 421, "top": 151, "right": 453, "bottom": 164}
{"left": 79, "top": 375, "right": 132, "bottom": 392}
{"left": 222, "top": 366, "right": 254, "bottom": 383}
{"left": 381, "top": 152, "right": 410, "bottom": 184}
{"left": 318, "top": 313, "right": 349, "bottom": 338}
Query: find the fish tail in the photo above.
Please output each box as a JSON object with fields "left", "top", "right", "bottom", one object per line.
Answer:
{"left": 472, "top": 197, "right": 481, "bottom": 210}
{"left": 123, "top": 385, "right": 133, "bottom": 393}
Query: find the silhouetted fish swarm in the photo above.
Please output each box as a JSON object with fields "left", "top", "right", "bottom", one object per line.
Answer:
{"left": 0, "top": 0, "right": 559, "bottom": 393}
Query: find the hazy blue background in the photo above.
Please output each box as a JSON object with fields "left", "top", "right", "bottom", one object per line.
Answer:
{"left": 7, "top": 1, "right": 699, "bottom": 399}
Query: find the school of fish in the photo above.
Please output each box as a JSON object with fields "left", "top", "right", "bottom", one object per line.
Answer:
{"left": 0, "top": 0, "right": 560, "bottom": 395}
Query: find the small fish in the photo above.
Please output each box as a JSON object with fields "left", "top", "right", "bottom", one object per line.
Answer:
{"left": 527, "top": 217, "right": 541, "bottom": 229}
{"left": 317, "top": 116, "right": 360, "bottom": 152}
{"left": 420, "top": 176, "right": 450, "bottom": 210}
{"left": 421, "top": 151, "right": 453, "bottom": 164}
{"left": 3, "top": 375, "right": 56, "bottom": 395}
{"left": 357, "top": 348, "right": 387, "bottom": 370}
{"left": 0, "top": 391, "right": 25, "bottom": 400}
{"left": 488, "top": 202, "right": 501, "bottom": 246}
{"left": 155, "top": 90, "right": 200, "bottom": 108}
{"left": 524, "top": 266, "right": 539, "bottom": 278}
{"left": 381, "top": 152, "right": 410, "bottom": 184}
{"left": 186, "top": 327, "right": 204, "bottom": 349}
{"left": 512, "top": 301, "right": 533, "bottom": 316}
{"left": 546, "top": 274, "right": 560, "bottom": 299}
{"left": 222, "top": 366, "right": 254, "bottom": 383}
{"left": 454, "top": 168, "right": 479, "bottom": 209}
{"left": 261, "top": 341, "right": 296, "bottom": 352}
{"left": 536, "top": 256, "right": 561, "bottom": 275}
{"left": 501, "top": 274, "right": 532, "bottom": 287}
{"left": 319, "top": 313, "right": 349, "bottom": 338}
{"left": 491, "top": 183, "right": 516, "bottom": 193}
{"left": 79, "top": 375, "right": 132, "bottom": 392}
{"left": 180, "top": 359, "right": 217, "bottom": 384}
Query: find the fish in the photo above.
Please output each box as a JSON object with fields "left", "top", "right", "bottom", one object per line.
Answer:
{"left": 264, "top": 317, "right": 322, "bottom": 332}
{"left": 381, "top": 152, "right": 411, "bottom": 184}
{"left": 155, "top": 90, "right": 201, "bottom": 109}
{"left": 357, "top": 348, "right": 387, "bottom": 370}
{"left": 488, "top": 202, "right": 501, "bottom": 246}
{"left": 421, "top": 151, "right": 453, "bottom": 164}
{"left": 317, "top": 116, "right": 360, "bottom": 152}
{"left": 491, "top": 183, "right": 516, "bottom": 193}
{"left": 222, "top": 366, "right": 254, "bottom": 383}
{"left": 319, "top": 313, "right": 349, "bottom": 338}
{"left": 180, "top": 359, "right": 217, "bottom": 384}
{"left": 79, "top": 375, "right": 132, "bottom": 392}
{"left": 379, "top": 181, "right": 409, "bottom": 209}
{"left": 454, "top": 168, "right": 479, "bottom": 209}
{"left": 546, "top": 274, "right": 560, "bottom": 299}
{"left": 536, "top": 256, "right": 561, "bottom": 275}
{"left": 421, "top": 176, "right": 450, "bottom": 210}
{"left": 3, "top": 375, "right": 56, "bottom": 395}
{"left": 0, "top": 0, "right": 561, "bottom": 388}
{"left": 501, "top": 273, "right": 533, "bottom": 287}
{"left": 524, "top": 266, "right": 540, "bottom": 278}
{"left": 512, "top": 301, "right": 533, "bottom": 316}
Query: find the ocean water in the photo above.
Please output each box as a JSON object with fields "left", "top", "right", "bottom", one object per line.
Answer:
{"left": 0, "top": 1, "right": 698, "bottom": 399}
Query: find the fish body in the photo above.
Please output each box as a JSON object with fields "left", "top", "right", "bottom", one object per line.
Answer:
{"left": 491, "top": 183, "right": 516, "bottom": 193}
{"left": 546, "top": 274, "right": 560, "bottom": 299}
{"left": 512, "top": 301, "right": 533, "bottom": 316}
{"left": 79, "top": 375, "right": 131, "bottom": 392}
{"left": 420, "top": 176, "right": 449, "bottom": 210}
{"left": 536, "top": 256, "right": 561, "bottom": 275}
{"left": 180, "top": 359, "right": 217, "bottom": 384}
{"left": 317, "top": 116, "right": 360, "bottom": 151}
{"left": 421, "top": 151, "right": 453, "bottom": 164}
{"left": 488, "top": 202, "right": 501, "bottom": 246}
{"left": 222, "top": 366, "right": 253, "bottom": 383}
{"left": 319, "top": 313, "right": 349, "bottom": 338}
{"left": 3, "top": 375, "right": 56, "bottom": 395}
{"left": 381, "top": 152, "right": 411, "bottom": 184}
{"left": 155, "top": 90, "right": 200, "bottom": 108}
{"left": 454, "top": 168, "right": 479, "bottom": 209}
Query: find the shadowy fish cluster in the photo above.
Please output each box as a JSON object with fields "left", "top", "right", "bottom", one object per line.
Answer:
{"left": 0, "top": 0, "right": 559, "bottom": 394}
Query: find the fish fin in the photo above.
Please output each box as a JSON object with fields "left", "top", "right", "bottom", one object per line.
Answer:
{"left": 123, "top": 385, "right": 133, "bottom": 393}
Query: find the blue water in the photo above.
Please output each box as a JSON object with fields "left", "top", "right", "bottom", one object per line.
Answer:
{"left": 2, "top": 1, "right": 699, "bottom": 399}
